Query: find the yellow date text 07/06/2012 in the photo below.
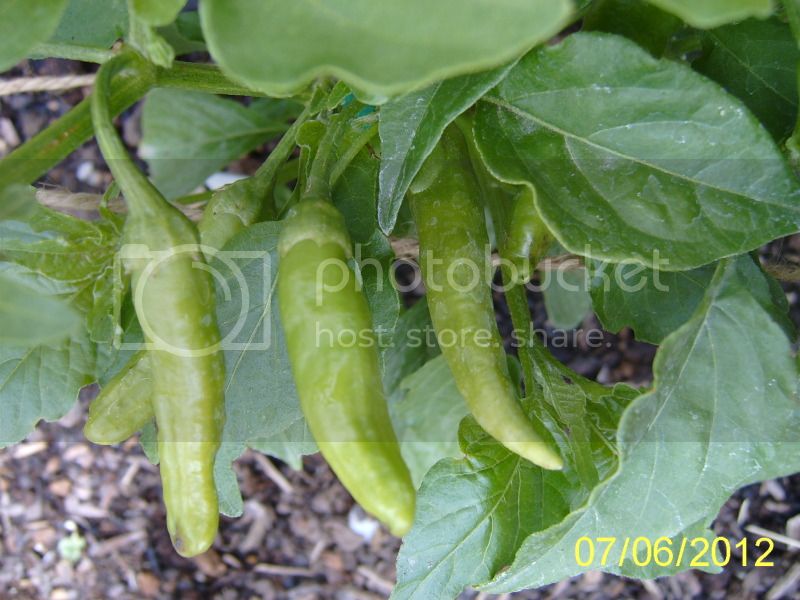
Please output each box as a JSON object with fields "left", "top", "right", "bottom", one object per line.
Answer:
{"left": 573, "top": 535, "right": 775, "bottom": 569}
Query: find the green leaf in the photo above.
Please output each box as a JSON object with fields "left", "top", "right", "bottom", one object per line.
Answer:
{"left": 127, "top": 9, "right": 175, "bottom": 68}
{"left": 199, "top": 0, "right": 572, "bottom": 101}
{"left": 139, "top": 421, "right": 159, "bottom": 464}
{"left": 0, "top": 272, "right": 81, "bottom": 346}
{"left": 0, "top": 264, "right": 98, "bottom": 446}
{"left": 208, "top": 222, "right": 312, "bottom": 516}
{"left": 646, "top": 0, "right": 774, "bottom": 28}
{"left": 357, "top": 231, "right": 401, "bottom": 343}
{"left": 394, "top": 340, "right": 634, "bottom": 598}
{"left": 330, "top": 142, "right": 402, "bottom": 339}
{"left": 391, "top": 356, "right": 469, "bottom": 487}
{"left": 248, "top": 419, "right": 316, "bottom": 471}
{"left": 393, "top": 418, "right": 572, "bottom": 600}
{"left": 157, "top": 11, "right": 206, "bottom": 56}
{"left": 475, "top": 33, "right": 800, "bottom": 270}
{"left": 49, "top": 0, "right": 127, "bottom": 48}
{"left": 590, "top": 262, "right": 716, "bottom": 344}
{"left": 0, "top": 185, "right": 37, "bottom": 222}
{"left": 0, "top": 203, "right": 118, "bottom": 284}
{"left": 481, "top": 257, "right": 800, "bottom": 593}
{"left": 131, "top": 0, "right": 185, "bottom": 27}
{"left": 542, "top": 268, "right": 592, "bottom": 329}
{"left": 693, "top": 18, "right": 799, "bottom": 140}
{"left": 583, "top": 0, "right": 682, "bottom": 56}
{"left": 0, "top": 0, "right": 68, "bottom": 72}
{"left": 334, "top": 147, "right": 380, "bottom": 244}
{"left": 140, "top": 89, "right": 299, "bottom": 198}
{"left": 383, "top": 300, "right": 452, "bottom": 487}
{"left": 382, "top": 298, "right": 440, "bottom": 395}
{"left": 0, "top": 200, "right": 121, "bottom": 445}
{"left": 377, "top": 64, "right": 514, "bottom": 233}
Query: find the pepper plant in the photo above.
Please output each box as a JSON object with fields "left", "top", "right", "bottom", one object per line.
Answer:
{"left": 2, "top": 0, "right": 800, "bottom": 596}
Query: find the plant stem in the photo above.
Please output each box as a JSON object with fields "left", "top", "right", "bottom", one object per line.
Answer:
{"left": 304, "top": 100, "right": 362, "bottom": 201}
{"left": 0, "top": 62, "right": 150, "bottom": 188}
{"left": 250, "top": 87, "right": 326, "bottom": 218}
{"left": 502, "top": 271, "right": 537, "bottom": 396}
{"left": 28, "top": 42, "right": 115, "bottom": 64}
{"left": 156, "top": 62, "right": 264, "bottom": 97}
{"left": 0, "top": 58, "right": 263, "bottom": 189}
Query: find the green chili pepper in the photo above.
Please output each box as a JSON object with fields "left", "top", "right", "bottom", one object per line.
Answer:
{"left": 91, "top": 52, "right": 226, "bottom": 557}
{"left": 84, "top": 349, "right": 152, "bottom": 445}
{"left": 503, "top": 187, "right": 553, "bottom": 285}
{"left": 278, "top": 198, "right": 416, "bottom": 536}
{"left": 410, "top": 127, "right": 563, "bottom": 471}
{"left": 84, "top": 91, "right": 318, "bottom": 452}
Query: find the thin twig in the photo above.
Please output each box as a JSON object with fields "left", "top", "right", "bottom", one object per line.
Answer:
{"left": 763, "top": 263, "right": 800, "bottom": 283}
{"left": 253, "top": 562, "right": 317, "bottom": 577}
{"left": 251, "top": 452, "right": 295, "bottom": 495}
{"left": 0, "top": 74, "right": 96, "bottom": 96}
{"left": 356, "top": 565, "right": 395, "bottom": 596}
{"left": 745, "top": 524, "right": 800, "bottom": 550}
{"left": 390, "top": 237, "right": 582, "bottom": 272}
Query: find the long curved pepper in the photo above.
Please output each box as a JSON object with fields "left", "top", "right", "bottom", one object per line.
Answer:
{"left": 410, "top": 126, "right": 563, "bottom": 470}
{"left": 91, "top": 52, "right": 226, "bottom": 557}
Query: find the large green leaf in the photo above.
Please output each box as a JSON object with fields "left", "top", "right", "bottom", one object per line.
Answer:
{"left": 0, "top": 200, "right": 123, "bottom": 444}
{"left": 49, "top": 0, "right": 127, "bottom": 48}
{"left": 646, "top": 0, "right": 774, "bottom": 28}
{"left": 590, "top": 262, "right": 716, "bottom": 344}
{"left": 475, "top": 33, "right": 800, "bottom": 270}
{"left": 199, "top": 0, "right": 572, "bottom": 101}
{"left": 377, "top": 65, "right": 514, "bottom": 233}
{"left": 0, "top": 0, "right": 68, "bottom": 71}
{"left": 393, "top": 361, "right": 634, "bottom": 599}
{"left": 0, "top": 273, "right": 81, "bottom": 347}
{"left": 140, "top": 89, "right": 299, "bottom": 198}
{"left": 393, "top": 418, "right": 573, "bottom": 600}
{"left": 480, "top": 257, "right": 800, "bottom": 593}
{"left": 693, "top": 18, "right": 799, "bottom": 140}
{"left": 0, "top": 264, "right": 98, "bottom": 446}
